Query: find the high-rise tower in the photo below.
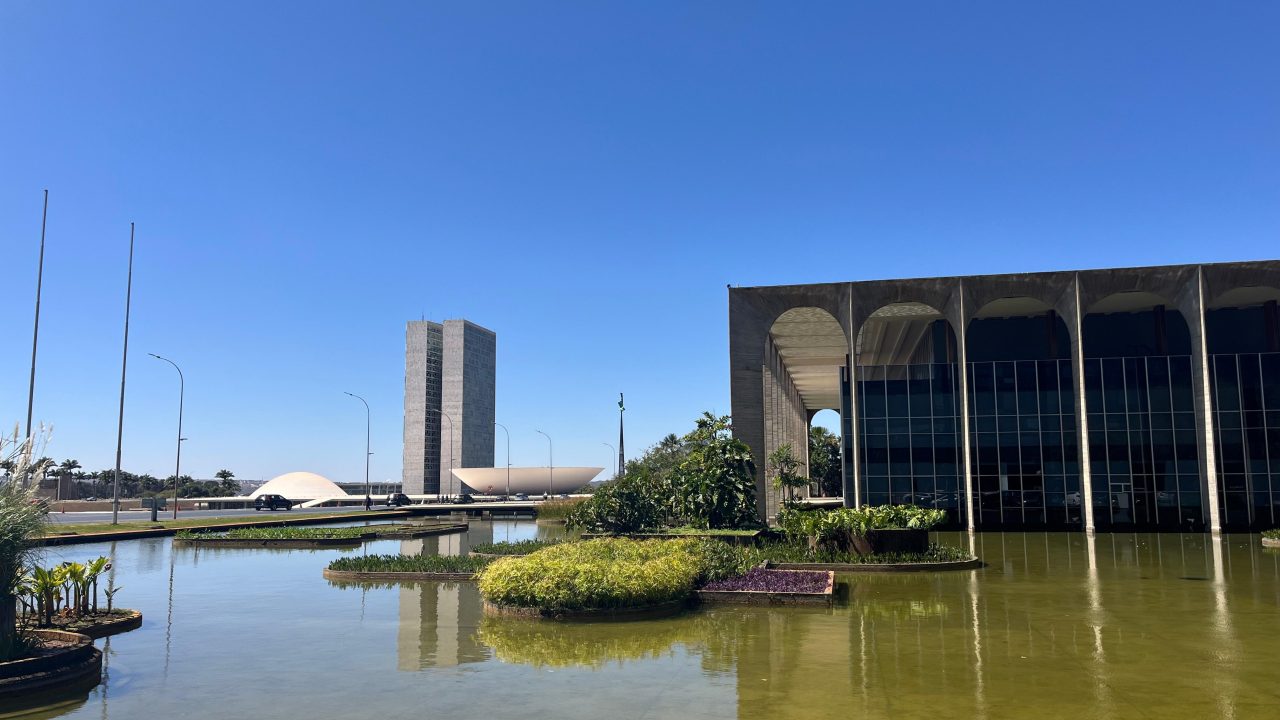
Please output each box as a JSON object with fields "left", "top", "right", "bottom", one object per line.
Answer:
{"left": 403, "top": 319, "right": 496, "bottom": 495}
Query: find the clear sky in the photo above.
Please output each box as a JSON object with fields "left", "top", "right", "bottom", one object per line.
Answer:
{"left": 2, "top": 2, "right": 1277, "bottom": 484}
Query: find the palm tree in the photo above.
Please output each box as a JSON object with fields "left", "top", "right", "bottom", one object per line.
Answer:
{"left": 0, "top": 428, "right": 52, "bottom": 659}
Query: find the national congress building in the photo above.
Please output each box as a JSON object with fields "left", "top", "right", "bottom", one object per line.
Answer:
{"left": 729, "top": 261, "right": 1280, "bottom": 534}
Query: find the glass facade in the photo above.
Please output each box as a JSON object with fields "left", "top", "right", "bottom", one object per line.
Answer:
{"left": 1210, "top": 352, "right": 1280, "bottom": 530}
{"left": 968, "top": 359, "right": 1082, "bottom": 529}
{"left": 1083, "top": 355, "right": 1203, "bottom": 531}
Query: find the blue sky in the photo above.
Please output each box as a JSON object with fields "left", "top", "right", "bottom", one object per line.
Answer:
{"left": 2, "top": 2, "right": 1277, "bottom": 484}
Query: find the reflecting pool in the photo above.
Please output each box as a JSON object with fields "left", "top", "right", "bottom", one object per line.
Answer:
{"left": 5, "top": 521, "right": 1280, "bottom": 719}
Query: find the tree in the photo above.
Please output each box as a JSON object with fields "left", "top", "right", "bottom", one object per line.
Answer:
{"left": 58, "top": 458, "right": 81, "bottom": 474}
{"left": 768, "top": 443, "right": 807, "bottom": 502}
{"left": 1, "top": 428, "right": 52, "bottom": 660}
{"left": 808, "top": 426, "right": 842, "bottom": 497}
{"left": 670, "top": 413, "right": 758, "bottom": 529}
{"left": 215, "top": 469, "right": 239, "bottom": 496}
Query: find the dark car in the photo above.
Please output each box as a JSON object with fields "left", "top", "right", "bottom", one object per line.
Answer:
{"left": 514, "top": 493, "right": 529, "bottom": 501}
{"left": 451, "top": 493, "right": 475, "bottom": 505}
{"left": 254, "top": 494, "right": 293, "bottom": 511}
{"left": 386, "top": 493, "right": 412, "bottom": 507}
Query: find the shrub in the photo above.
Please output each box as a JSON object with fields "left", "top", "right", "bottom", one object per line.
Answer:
{"left": 470, "top": 539, "right": 560, "bottom": 556}
{"left": 477, "top": 538, "right": 748, "bottom": 611}
{"left": 776, "top": 505, "right": 948, "bottom": 555}
{"left": 670, "top": 414, "right": 757, "bottom": 529}
{"left": 1264, "top": 529, "right": 1279, "bottom": 540}
{"left": 535, "top": 498, "right": 586, "bottom": 522}
{"left": 327, "top": 554, "right": 491, "bottom": 574}
{"left": 743, "top": 540, "right": 970, "bottom": 565}
{"left": 565, "top": 472, "right": 668, "bottom": 533}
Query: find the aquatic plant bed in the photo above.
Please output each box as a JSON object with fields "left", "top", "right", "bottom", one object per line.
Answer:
{"left": 0, "top": 629, "right": 102, "bottom": 702}
{"left": 20, "top": 610, "right": 143, "bottom": 640}
{"left": 697, "top": 569, "right": 835, "bottom": 606}
{"left": 369, "top": 522, "right": 468, "bottom": 539}
{"left": 477, "top": 537, "right": 744, "bottom": 616}
{"left": 323, "top": 553, "right": 492, "bottom": 582}
{"left": 482, "top": 598, "right": 689, "bottom": 622}
{"left": 38, "top": 509, "right": 414, "bottom": 546}
{"left": 175, "top": 526, "right": 370, "bottom": 547}
{"left": 581, "top": 529, "right": 763, "bottom": 545}
{"left": 1263, "top": 533, "right": 1279, "bottom": 548}
{"left": 470, "top": 538, "right": 561, "bottom": 557}
{"left": 766, "top": 557, "right": 981, "bottom": 573}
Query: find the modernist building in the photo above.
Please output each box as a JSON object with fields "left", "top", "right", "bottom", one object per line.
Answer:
{"left": 402, "top": 319, "right": 497, "bottom": 495}
{"left": 729, "top": 261, "right": 1280, "bottom": 533}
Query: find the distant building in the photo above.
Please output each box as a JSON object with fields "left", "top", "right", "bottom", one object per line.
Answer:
{"left": 403, "top": 319, "right": 497, "bottom": 495}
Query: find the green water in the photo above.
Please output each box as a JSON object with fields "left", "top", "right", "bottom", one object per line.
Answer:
{"left": 5, "top": 522, "right": 1279, "bottom": 719}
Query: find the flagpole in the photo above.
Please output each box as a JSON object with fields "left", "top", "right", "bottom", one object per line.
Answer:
{"left": 112, "top": 223, "right": 135, "bottom": 525}
{"left": 25, "top": 189, "right": 49, "bottom": 465}
{"left": 617, "top": 393, "right": 625, "bottom": 479}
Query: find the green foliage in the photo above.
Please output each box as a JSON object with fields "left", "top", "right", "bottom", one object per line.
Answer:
{"left": 670, "top": 413, "right": 758, "bottom": 530}
{"left": 16, "top": 556, "right": 114, "bottom": 630}
{"left": 768, "top": 443, "right": 807, "bottom": 501}
{"left": 808, "top": 426, "right": 842, "bottom": 497}
{"left": 744, "top": 540, "right": 970, "bottom": 565}
{"left": 776, "top": 505, "right": 947, "bottom": 555}
{"left": 477, "top": 538, "right": 749, "bottom": 611}
{"left": 1263, "top": 529, "right": 1279, "bottom": 540}
{"left": 327, "top": 554, "right": 492, "bottom": 574}
{"left": 177, "top": 526, "right": 366, "bottom": 540}
{"left": 535, "top": 497, "right": 586, "bottom": 521}
{"left": 470, "top": 539, "right": 561, "bottom": 555}
{"left": 565, "top": 470, "right": 668, "bottom": 533}
{"left": 1, "top": 428, "right": 53, "bottom": 660}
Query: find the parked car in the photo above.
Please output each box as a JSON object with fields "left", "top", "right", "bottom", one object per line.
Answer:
{"left": 514, "top": 492, "right": 529, "bottom": 501}
{"left": 254, "top": 494, "right": 293, "bottom": 511}
{"left": 386, "top": 493, "right": 412, "bottom": 507}
{"left": 451, "top": 493, "right": 475, "bottom": 505}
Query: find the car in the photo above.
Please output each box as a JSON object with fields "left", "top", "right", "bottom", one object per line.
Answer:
{"left": 254, "top": 494, "right": 293, "bottom": 511}
{"left": 451, "top": 493, "right": 475, "bottom": 505}
{"left": 514, "top": 492, "right": 529, "bottom": 501}
{"left": 556, "top": 493, "right": 570, "bottom": 499}
{"left": 386, "top": 493, "right": 412, "bottom": 507}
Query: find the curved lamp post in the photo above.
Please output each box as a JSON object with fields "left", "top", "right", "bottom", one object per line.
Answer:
{"left": 495, "top": 422, "right": 511, "bottom": 500}
{"left": 536, "top": 430, "right": 553, "bottom": 496}
{"left": 344, "top": 392, "right": 371, "bottom": 506}
{"left": 602, "top": 442, "right": 617, "bottom": 481}
{"left": 148, "top": 353, "right": 184, "bottom": 520}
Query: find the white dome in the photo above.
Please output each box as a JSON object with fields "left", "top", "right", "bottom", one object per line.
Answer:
{"left": 250, "top": 471, "right": 346, "bottom": 500}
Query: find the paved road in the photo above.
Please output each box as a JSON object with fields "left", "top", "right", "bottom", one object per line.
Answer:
{"left": 47, "top": 505, "right": 379, "bottom": 525}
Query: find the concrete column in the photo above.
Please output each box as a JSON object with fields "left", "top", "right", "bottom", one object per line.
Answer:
{"left": 1069, "top": 275, "right": 1097, "bottom": 534}
{"left": 1186, "top": 268, "right": 1224, "bottom": 535}
{"left": 957, "top": 282, "right": 976, "bottom": 531}
{"left": 840, "top": 360, "right": 858, "bottom": 507}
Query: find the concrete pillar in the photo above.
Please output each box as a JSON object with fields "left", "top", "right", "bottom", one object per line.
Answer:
{"left": 1069, "top": 274, "right": 1097, "bottom": 534}
{"left": 1185, "top": 268, "right": 1224, "bottom": 535}
{"left": 840, "top": 360, "right": 857, "bottom": 507}
{"left": 957, "top": 282, "right": 976, "bottom": 531}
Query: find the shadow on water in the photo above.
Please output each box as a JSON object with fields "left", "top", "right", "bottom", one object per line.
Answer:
{"left": 5, "top": 525, "right": 1280, "bottom": 719}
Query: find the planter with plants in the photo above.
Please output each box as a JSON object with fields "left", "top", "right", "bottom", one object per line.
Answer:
{"left": 323, "top": 554, "right": 493, "bottom": 582}
{"left": 469, "top": 539, "right": 561, "bottom": 558}
{"left": 696, "top": 567, "right": 835, "bottom": 606}
{"left": 766, "top": 506, "right": 978, "bottom": 570}
{"left": 1263, "top": 529, "right": 1280, "bottom": 548}
{"left": 17, "top": 558, "right": 141, "bottom": 639}
{"left": 477, "top": 537, "right": 747, "bottom": 620}
{"left": 175, "top": 526, "right": 372, "bottom": 547}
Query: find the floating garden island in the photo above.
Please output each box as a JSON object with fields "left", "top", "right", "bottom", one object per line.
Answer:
{"left": 176, "top": 522, "right": 468, "bottom": 548}
{"left": 469, "top": 539, "right": 562, "bottom": 558}
{"left": 323, "top": 554, "right": 493, "bottom": 582}
{"left": 1264, "top": 529, "right": 1280, "bottom": 549}
{"left": 696, "top": 567, "right": 835, "bottom": 606}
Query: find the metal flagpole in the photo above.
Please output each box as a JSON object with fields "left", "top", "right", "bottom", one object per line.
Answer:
{"left": 617, "top": 393, "right": 625, "bottom": 479}
{"left": 24, "top": 190, "right": 49, "bottom": 480}
{"left": 112, "top": 224, "right": 136, "bottom": 525}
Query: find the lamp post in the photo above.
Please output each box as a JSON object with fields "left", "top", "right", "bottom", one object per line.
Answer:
{"left": 111, "top": 223, "right": 135, "bottom": 525}
{"left": 602, "top": 442, "right": 617, "bottom": 481}
{"left": 344, "top": 392, "right": 371, "bottom": 508}
{"left": 536, "top": 430, "right": 553, "bottom": 497}
{"left": 148, "top": 354, "right": 185, "bottom": 520}
{"left": 494, "top": 422, "right": 511, "bottom": 500}
{"left": 432, "top": 409, "right": 455, "bottom": 500}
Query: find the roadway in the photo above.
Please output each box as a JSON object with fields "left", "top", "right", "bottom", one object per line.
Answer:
{"left": 46, "top": 505, "right": 378, "bottom": 525}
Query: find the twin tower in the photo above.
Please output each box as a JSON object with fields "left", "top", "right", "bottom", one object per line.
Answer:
{"left": 402, "top": 319, "right": 496, "bottom": 495}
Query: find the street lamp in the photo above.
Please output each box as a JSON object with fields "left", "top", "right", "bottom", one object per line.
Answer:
{"left": 602, "top": 442, "right": 617, "bottom": 480}
{"left": 494, "top": 422, "right": 511, "bottom": 500}
{"left": 431, "top": 409, "right": 455, "bottom": 500}
{"left": 536, "top": 430, "right": 553, "bottom": 497}
{"left": 148, "top": 353, "right": 184, "bottom": 520}
{"left": 344, "top": 392, "right": 371, "bottom": 508}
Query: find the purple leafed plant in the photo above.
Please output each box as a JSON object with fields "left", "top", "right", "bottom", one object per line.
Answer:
{"left": 702, "top": 568, "right": 829, "bottom": 594}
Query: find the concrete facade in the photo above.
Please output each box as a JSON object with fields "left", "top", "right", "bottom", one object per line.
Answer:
{"left": 403, "top": 319, "right": 496, "bottom": 495}
{"left": 729, "top": 260, "right": 1280, "bottom": 533}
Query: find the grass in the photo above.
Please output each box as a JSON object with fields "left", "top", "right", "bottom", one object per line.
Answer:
{"left": 535, "top": 498, "right": 586, "bottom": 521}
{"left": 470, "top": 539, "right": 561, "bottom": 555}
{"left": 1264, "top": 529, "right": 1279, "bottom": 540}
{"left": 745, "top": 540, "right": 972, "bottom": 565}
{"left": 176, "top": 526, "right": 367, "bottom": 540}
{"left": 477, "top": 538, "right": 745, "bottom": 611}
{"left": 327, "top": 554, "right": 492, "bottom": 574}
{"left": 39, "top": 510, "right": 406, "bottom": 538}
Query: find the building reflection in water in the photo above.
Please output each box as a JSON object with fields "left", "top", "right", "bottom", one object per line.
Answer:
{"left": 396, "top": 528, "right": 491, "bottom": 670}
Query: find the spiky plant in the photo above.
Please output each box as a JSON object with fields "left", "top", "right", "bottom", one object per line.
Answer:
{"left": 0, "top": 426, "right": 53, "bottom": 660}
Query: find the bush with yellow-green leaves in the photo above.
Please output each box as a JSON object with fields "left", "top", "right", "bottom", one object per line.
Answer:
{"left": 477, "top": 537, "right": 747, "bottom": 611}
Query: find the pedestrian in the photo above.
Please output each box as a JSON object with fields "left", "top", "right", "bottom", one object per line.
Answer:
{"left": 364, "top": 494, "right": 372, "bottom": 511}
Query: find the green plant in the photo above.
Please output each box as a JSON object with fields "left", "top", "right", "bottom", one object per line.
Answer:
{"left": 768, "top": 444, "right": 807, "bottom": 502}
{"left": 327, "top": 554, "right": 492, "bottom": 574}
{"left": 534, "top": 498, "right": 586, "bottom": 522}
{"left": 742, "top": 539, "right": 970, "bottom": 565}
{"left": 1264, "top": 529, "right": 1279, "bottom": 540}
{"left": 0, "top": 426, "right": 53, "bottom": 660}
{"left": 776, "top": 505, "right": 948, "bottom": 555}
{"left": 565, "top": 470, "right": 669, "bottom": 533}
{"left": 470, "top": 539, "right": 560, "bottom": 555}
{"left": 808, "top": 426, "right": 842, "bottom": 497}
{"left": 477, "top": 538, "right": 749, "bottom": 611}
{"left": 670, "top": 414, "right": 758, "bottom": 529}
{"left": 176, "top": 526, "right": 367, "bottom": 540}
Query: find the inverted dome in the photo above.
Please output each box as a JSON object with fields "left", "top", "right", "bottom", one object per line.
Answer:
{"left": 450, "top": 467, "right": 603, "bottom": 495}
{"left": 250, "top": 471, "right": 346, "bottom": 500}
